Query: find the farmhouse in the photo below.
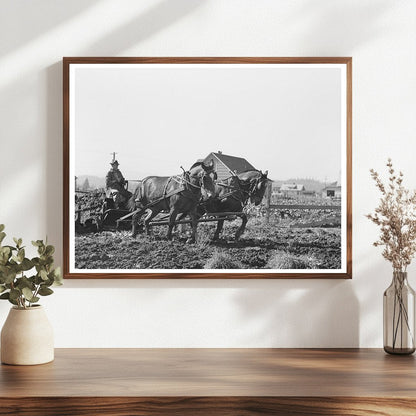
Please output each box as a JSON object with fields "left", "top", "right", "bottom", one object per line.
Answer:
{"left": 201, "top": 151, "right": 257, "bottom": 181}
{"left": 322, "top": 181, "right": 341, "bottom": 199}
{"left": 280, "top": 183, "right": 305, "bottom": 197}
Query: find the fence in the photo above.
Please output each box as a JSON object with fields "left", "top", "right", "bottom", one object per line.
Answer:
{"left": 263, "top": 182, "right": 341, "bottom": 223}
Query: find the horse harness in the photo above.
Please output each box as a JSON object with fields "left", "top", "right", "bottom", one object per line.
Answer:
{"left": 215, "top": 175, "right": 265, "bottom": 206}
{"left": 162, "top": 171, "right": 205, "bottom": 202}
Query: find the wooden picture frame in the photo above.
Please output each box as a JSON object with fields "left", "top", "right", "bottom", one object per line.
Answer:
{"left": 63, "top": 57, "right": 352, "bottom": 279}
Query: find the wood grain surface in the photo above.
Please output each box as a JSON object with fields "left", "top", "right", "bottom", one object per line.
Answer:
{"left": 1, "top": 349, "right": 415, "bottom": 415}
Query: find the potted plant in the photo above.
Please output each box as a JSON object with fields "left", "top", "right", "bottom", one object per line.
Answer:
{"left": 0, "top": 224, "right": 62, "bottom": 365}
{"left": 367, "top": 159, "right": 416, "bottom": 354}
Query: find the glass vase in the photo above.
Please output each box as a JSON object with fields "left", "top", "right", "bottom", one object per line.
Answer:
{"left": 383, "top": 271, "right": 415, "bottom": 355}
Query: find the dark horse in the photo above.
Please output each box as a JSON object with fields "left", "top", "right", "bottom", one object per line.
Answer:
{"left": 128, "top": 161, "right": 216, "bottom": 243}
{"left": 197, "top": 169, "right": 269, "bottom": 240}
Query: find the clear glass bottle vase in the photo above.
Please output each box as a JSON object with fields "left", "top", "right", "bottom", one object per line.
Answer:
{"left": 383, "top": 271, "right": 415, "bottom": 355}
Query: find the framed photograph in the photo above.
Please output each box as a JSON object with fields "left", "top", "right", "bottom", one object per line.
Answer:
{"left": 63, "top": 57, "right": 352, "bottom": 279}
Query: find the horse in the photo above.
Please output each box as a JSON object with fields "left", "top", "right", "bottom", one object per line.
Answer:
{"left": 128, "top": 161, "right": 216, "bottom": 243}
{"left": 196, "top": 169, "right": 269, "bottom": 240}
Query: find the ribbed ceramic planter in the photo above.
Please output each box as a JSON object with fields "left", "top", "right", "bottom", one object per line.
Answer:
{"left": 1, "top": 305, "right": 54, "bottom": 365}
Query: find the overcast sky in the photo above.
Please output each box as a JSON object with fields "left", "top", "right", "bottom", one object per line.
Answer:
{"left": 73, "top": 64, "right": 344, "bottom": 182}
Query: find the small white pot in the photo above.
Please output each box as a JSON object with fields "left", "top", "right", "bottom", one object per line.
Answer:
{"left": 1, "top": 305, "right": 54, "bottom": 365}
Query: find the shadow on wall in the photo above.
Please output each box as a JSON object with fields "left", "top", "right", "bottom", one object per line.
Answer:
{"left": 81, "top": 0, "right": 206, "bottom": 55}
{"left": 0, "top": 0, "right": 101, "bottom": 57}
{"left": 233, "top": 279, "right": 359, "bottom": 347}
{"left": 45, "top": 0, "right": 206, "bottom": 264}
{"left": 291, "top": 0, "right": 392, "bottom": 53}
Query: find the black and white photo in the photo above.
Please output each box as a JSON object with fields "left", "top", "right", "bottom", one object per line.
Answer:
{"left": 63, "top": 58, "right": 352, "bottom": 278}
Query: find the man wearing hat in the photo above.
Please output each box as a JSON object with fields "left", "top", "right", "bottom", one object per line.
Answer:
{"left": 105, "top": 160, "right": 130, "bottom": 203}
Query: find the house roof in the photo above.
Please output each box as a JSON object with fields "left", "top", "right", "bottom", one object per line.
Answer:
{"left": 281, "top": 183, "right": 305, "bottom": 191}
{"left": 209, "top": 152, "right": 256, "bottom": 173}
{"left": 322, "top": 181, "right": 341, "bottom": 191}
{"left": 322, "top": 185, "right": 341, "bottom": 191}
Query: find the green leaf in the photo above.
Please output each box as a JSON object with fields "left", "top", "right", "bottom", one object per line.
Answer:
{"left": 39, "top": 269, "right": 48, "bottom": 281}
{"left": 0, "top": 246, "right": 10, "bottom": 255}
{"left": 45, "top": 245, "right": 55, "bottom": 256}
{"left": 1, "top": 270, "right": 17, "bottom": 285}
{"left": 0, "top": 224, "right": 4, "bottom": 232}
{"left": 0, "top": 292, "right": 9, "bottom": 299}
{"left": 17, "top": 276, "right": 35, "bottom": 291}
{"left": 20, "top": 258, "right": 34, "bottom": 271}
{"left": 17, "top": 248, "right": 25, "bottom": 263}
{"left": 32, "top": 240, "right": 43, "bottom": 247}
{"left": 0, "top": 285, "right": 6, "bottom": 294}
{"left": 0, "top": 232, "right": 5, "bottom": 245}
{"left": 52, "top": 267, "right": 63, "bottom": 285}
{"left": 38, "top": 287, "right": 53, "bottom": 296}
{"left": 8, "top": 297, "right": 18, "bottom": 306}
{"left": 22, "top": 287, "right": 35, "bottom": 301}
{"left": 9, "top": 288, "right": 21, "bottom": 301}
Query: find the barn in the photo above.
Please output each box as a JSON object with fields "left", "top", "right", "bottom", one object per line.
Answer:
{"left": 280, "top": 183, "right": 305, "bottom": 197}
{"left": 201, "top": 151, "right": 257, "bottom": 182}
{"left": 322, "top": 182, "right": 341, "bottom": 199}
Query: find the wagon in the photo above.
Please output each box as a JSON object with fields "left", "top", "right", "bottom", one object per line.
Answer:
{"left": 75, "top": 191, "right": 131, "bottom": 232}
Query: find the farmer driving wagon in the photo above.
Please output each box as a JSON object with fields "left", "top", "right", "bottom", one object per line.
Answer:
{"left": 105, "top": 160, "right": 131, "bottom": 208}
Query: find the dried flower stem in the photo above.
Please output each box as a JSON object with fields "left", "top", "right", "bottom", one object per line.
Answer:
{"left": 366, "top": 159, "right": 416, "bottom": 272}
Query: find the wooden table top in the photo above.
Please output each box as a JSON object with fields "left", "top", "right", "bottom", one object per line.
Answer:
{"left": 1, "top": 348, "right": 415, "bottom": 398}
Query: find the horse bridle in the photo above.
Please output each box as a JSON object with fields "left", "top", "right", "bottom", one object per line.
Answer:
{"left": 218, "top": 174, "right": 266, "bottom": 205}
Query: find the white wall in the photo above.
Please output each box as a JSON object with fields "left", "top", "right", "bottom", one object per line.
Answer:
{"left": 1, "top": 0, "right": 415, "bottom": 347}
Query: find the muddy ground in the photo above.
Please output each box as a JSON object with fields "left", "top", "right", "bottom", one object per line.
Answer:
{"left": 74, "top": 217, "right": 341, "bottom": 270}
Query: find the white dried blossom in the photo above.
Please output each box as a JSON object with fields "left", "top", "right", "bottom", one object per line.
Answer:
{"left": 367, "top": 159, "right": 416, "bottom": 272}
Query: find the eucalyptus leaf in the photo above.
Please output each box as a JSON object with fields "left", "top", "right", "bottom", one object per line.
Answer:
{"left": 13, "top": 237, "right": 21, "bottom": 247}
{"left": 38, "top": 287, "right": 53, "bottom": 296}
{"left": 20, "top": 258, "right": 34, "bottom": 271}
{"left": 9, "top": 288, "right": 21, "bottom": 301}
{"left": 53, "top": 267, "right": 63, "bottom": 285}
{"left": 17, "top": 276, "right": 35, "bottom": 290}
{"left": 45, "top": 245, "right": 55, "bottom": 256}
{"left": 8, "top": 297, "right": 18, "bottom": 306}
{"left": 17, "top": 248, "right": 25, "bottom": 262}
{"left": 0, "top": 230, "right": 61, "bottom": 306}
{"left": 3, "top": 271, "right": 16, "bottom": 285}
{"left": 39, "top": 269, "right": 48, "bottom": 281}
{"left": 22, "top": 287, "right": 34, "bottom": 301}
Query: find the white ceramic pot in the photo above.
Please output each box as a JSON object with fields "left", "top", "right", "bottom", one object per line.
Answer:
{"left": 1, "top": 305, "right": 54, "bottom": 365}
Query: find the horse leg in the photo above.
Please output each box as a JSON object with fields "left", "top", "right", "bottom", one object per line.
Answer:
{"left": 235, "top": 213, "right": 248, "bottom": 240}
{"left": 187, "top": 210, "right": 198, "bottom": 243}
{"left": 213, "top": 219, "right": 224, "bottom": 241}
{"left": 131, "top": 211, "right": 140, "bottom": 238}
{"left": 143, "top": 209, "right": 158, "bottom": 235}
{"left": 167, "top": 209, "right": 179, "bottom": 240}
